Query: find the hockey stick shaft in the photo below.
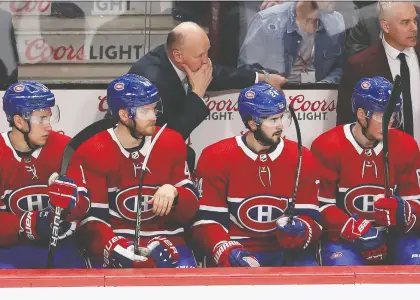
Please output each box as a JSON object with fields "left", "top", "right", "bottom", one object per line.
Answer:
{"left": 382, "top": 75, "right": 402, "bottom": 198}
{"left": 286, "top": 103, "right": 302, "bottom": 224}
{"left": 134, "top": 124, "right": 167, "bottom": 254}
{"left": 47, "top": 119, "right": 116, "bottom": 268}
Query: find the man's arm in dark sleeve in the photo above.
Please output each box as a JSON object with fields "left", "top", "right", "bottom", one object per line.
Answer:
{"left": 160, "top": 90, "right": 210, "bottom": 140}
{"left": 336, "top": 60, "right": 359, "bottom": 125}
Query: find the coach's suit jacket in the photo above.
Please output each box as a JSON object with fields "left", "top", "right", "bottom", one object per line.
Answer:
{"left": 336, "top": 42, "right": 420, "bottom": 125}
{"left": 128, "top": 44, "right": 261, "bottom": 140}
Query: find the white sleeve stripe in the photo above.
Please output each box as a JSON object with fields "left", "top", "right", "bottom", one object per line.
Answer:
{"left": 295, "top": 204, "right": 319, "bottom": 211}
{"left": 91, "top": 203, "right": 109, "bottom": 209}
{"left": 338, "top": 187, "right": 349, "bottom": 192}
{"left": 192, "top": 220, "right": 228, "bottom": 232}
{"left": 319, "top": 204, "right": 335, "bottom": 212}
{"left": 199, "top": 205, "right": 228, "bottom": 212}
{"left": 407, "top": 199, "right": 420, "bottom": 206}
{"left": 402, "top": 195, "right": 420, "bottom": 201}
{"left": 227, "top": 197, "right": 244, "bottom": 203}
{"left": 174, "top": 179, "right": 194, "bottom": 187}
{"left": 77, "top": 187, "right": 88, "bottom": 193}
{"left": 318, "top": 196, "right": 336, "bottom": 204}
{"left": 80, "top": 216, "right": 110, "bottom": 227}
{"left": 108, "top": 187, "right": 118, "bottom": 192}
{"left": 109, "top": 209, "right": 122, "bottom": 218}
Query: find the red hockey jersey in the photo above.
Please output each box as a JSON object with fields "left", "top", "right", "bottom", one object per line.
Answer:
{"left": 76, "top": 126, "right": 199, "bottom": 258}
{"left": 192, "top": 135, "right": 321, "bottom": 254}
{"left": 311, "top": 124, "right": 420, "bottom": 237}
{"left": 0, "top": 131, "right": 90, "bottom": 247}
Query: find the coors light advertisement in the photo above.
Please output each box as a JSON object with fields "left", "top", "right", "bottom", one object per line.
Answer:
{"left": 18, "top": 33, "right": 167, "bottom": 64}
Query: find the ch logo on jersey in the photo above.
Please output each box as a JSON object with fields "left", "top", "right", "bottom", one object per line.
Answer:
{"left": 115, "top": 186, "right": 157, "bottom": 221}
{"left": 6, "top": 185, "right": 49, "bottom": 215}
{"left": 343, "top": 185, "right": 386, "bottom": 220}
{"left": 237, "top": 195, "right": 288, "bottom": 232}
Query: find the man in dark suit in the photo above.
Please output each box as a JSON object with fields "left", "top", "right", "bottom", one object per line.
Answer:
{"left": 336, "top": 2, "right": 419, "bottom": 143}
{"left": 125, "top": 22, "right": 286, "bottom": 170}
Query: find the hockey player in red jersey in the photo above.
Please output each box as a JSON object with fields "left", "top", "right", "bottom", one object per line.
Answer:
{"left": 192, "top": 82, "right": 322, "bottom": 267}
{"left": 73, "top": 74, "right": 199, "bottom": 268}
{"left": 312, "top": 76, "right": 420, "bottom": 266}
{"left": 0, "top": 81, "right": 90, "bottom": 268}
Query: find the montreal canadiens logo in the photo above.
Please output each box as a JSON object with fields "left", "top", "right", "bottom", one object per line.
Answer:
{"left": 8, "top": 185, "right": 49, "bottom": 215}
{"left": 13, "top": 84, "right": 25, "bottom": 93}
{"left": 237, "top": 195, "right": 288, "bottom": 232}
{"left": 114, "top": 82, "right": 125, "bottom": 91}
{"left": 361, "top": 81, "right": 371, "bottom": 90}
{"left": 244, "top": 91, "right": 255, "bottom": 99}
{"left": 115, "top": 186, "right": 157, "bottom": 221}
{"left": 343, "top": 185, "right": 385, "bottom": 220}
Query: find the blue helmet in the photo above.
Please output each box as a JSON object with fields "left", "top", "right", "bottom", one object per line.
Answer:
{"left": 238, "top": 82, "right": 287, "bottom": 124}
{"left": 107, "top": 74, "right": 160, "bottom": 119}
{"left": 352, "top": 76, "right": 402, "bottom": 118}
{"left": 3, "top": 81, "right": 56, "bottom": 122}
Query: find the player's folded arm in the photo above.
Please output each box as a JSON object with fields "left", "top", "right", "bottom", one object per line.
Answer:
{"left": 169, "top": 178, "right": 199, "bottom": 224}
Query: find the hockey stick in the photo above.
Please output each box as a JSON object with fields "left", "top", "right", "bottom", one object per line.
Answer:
{"left": 134, "top": 124, "right": 167, "bottom": 255}
{"left": 285, "top": 103, "right": 302, "bottom": 224}
{"left": 47, "top": 118, "right": 116, "bottom": 268}
{"left": 382, "top": 75, "right": 402, "bottom": 198}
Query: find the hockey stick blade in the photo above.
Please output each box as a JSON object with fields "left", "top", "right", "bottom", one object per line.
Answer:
{"left": 134, "top": 124, "right": 167, "bottom": 255}
{"left": 382, "top": 75, "right": 402, "bottom": 198}
{"left": 47, "top": 118, "right": 116, "bottom": 268}
{"left": 286, "top": 103, "right": 302, "bottom": 224}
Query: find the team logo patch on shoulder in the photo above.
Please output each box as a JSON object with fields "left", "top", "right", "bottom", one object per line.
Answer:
{"left": 13, "top": 85, "right": 25, "bottom": 93}
{"left": 361, "top": 81, "right": 371, "bottom": 90}
{"left": 114, "top": 82, "right": 125, "bottom": 91}
{"left": 245, "top": 91, "right": 256, "bottom": 99}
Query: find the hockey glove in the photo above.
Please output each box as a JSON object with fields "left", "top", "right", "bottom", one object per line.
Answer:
{"left": 147, "top": 236, "right": 180, "bottom": 268}
{"left": 19, "top": 209, "right": 77, "bottom": 243}
{"left": 104, "top": 236, "right": 155, "bottom": 268}
{"left": 48, "top": 172, "right": 90, "bottom": 222}
{"left": 341, "top": 214, "right": 387, "bottom": 263}
{"left": 275, "top": 216, "right": 312, "bottom": 249}
{"left": 373, "top": 196, "right": 416, "bottom": 233}
{"left": 213, "top": 241, "right": 260, "bottom": 267}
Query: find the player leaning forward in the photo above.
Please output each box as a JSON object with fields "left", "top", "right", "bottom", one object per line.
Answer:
{"left": 0, "top": 81, "right": 90, "bottom": 268}
{"left": 70, "top": 74, "right": 200, "bottom": 268}
{"left": 192, "top": 82, "right": 322, "bottom": 267}
{"left": 312, "top": 76, "right": 420, "bottom": 266}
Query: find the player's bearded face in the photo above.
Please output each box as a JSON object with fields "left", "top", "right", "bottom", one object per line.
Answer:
{"left": 254, "top": 114, "right": 284, "bottom": 146}
{"left": 133, "top": 103, "right": 158, "bottom": 136}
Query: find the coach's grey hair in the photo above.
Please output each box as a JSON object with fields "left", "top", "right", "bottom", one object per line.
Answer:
{"left": 377, "top": 1, "right": 413, "bottom": 20}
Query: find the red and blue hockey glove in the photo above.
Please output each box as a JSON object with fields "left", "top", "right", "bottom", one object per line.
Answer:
{"left": 19, "top": 209, "right": 77, "bottom": 243}
{"left": 104, "top": 236, "right": 155, "bottom": 268}
{"left": 48, "top": 172, "right": 90, "bottom": 222}
{"left": 146, "top": 236, "right": 180, "bottom": 268}
{"left": 212, "top": 241, "right": 260, "bottom": 267}
{"left": 341, "top": 214, "right": 387, "bottom": 263}
{"left": 373, "top": 195, "right": 416, "bottom": 233}
{"left": 275, "top": 216, "right": 312, "bottom": 249}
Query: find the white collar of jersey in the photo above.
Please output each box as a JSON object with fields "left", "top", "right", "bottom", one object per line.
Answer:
{"left": 343, "top": 123, "right": 383, "bottom": 155}
{"left": 235, "top": 135, "right": 284, "bottom": 161}
{"left": 0, "top": 132, "right": 42, "bottom": 162}
{"left": 107, "top": 127, "right": 152, "bottom": 158}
